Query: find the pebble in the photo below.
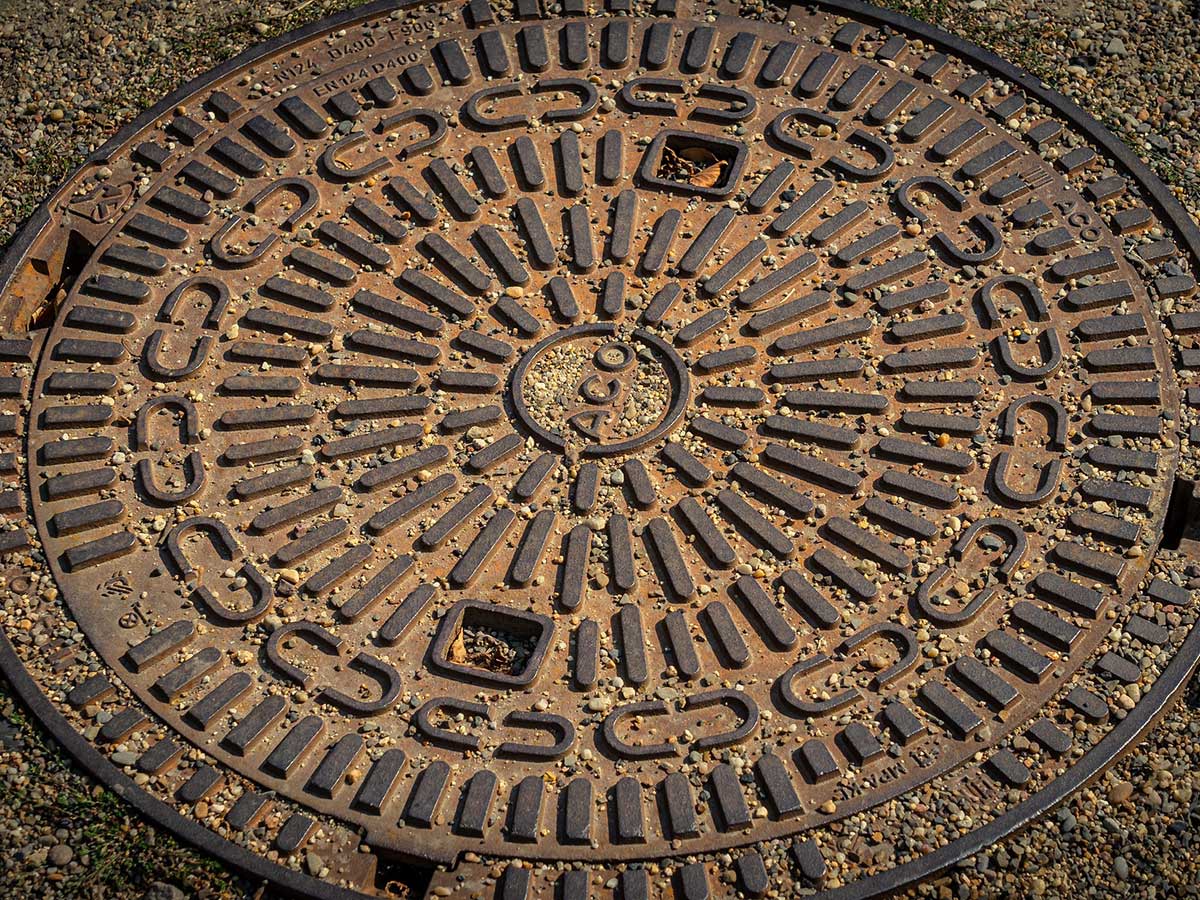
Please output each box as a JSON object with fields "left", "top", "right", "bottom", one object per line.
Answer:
{"left": 1109, "top": 780, "right": 1135, "bottom": 803}
{"left": 47, "top": 844, "right": 73, "bottom": 867}
{"left": 143, "top": 884, "right": 186, "bottom": 900}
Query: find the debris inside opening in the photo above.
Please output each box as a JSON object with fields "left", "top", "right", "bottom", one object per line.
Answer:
{"left": 448, "top": 611, "right": 539, "bottom": 676}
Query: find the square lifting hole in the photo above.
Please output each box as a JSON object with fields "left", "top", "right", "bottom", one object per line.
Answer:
{"left": 430, "top": 599, "right": 554, "bottom": 687}
{"left": 637, "top": 130, "right": 748, "bottom": 199}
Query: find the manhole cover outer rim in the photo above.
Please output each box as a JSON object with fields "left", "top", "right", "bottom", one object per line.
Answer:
{"left": 3, "top": 595, "right": 1198, "bottom": 900}
{"left": 4, "top": 0, "right": 1200, "bottom": 305}
{"left": 0, "top": 0, "right": 1197, "bottom": 897}
{"left": 0, "top": 0, "right": 427, "bottom": 319}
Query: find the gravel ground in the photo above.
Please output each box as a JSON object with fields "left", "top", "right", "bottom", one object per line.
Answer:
{"left": 2, "top": 0, "right": 1200, "bottom": 897}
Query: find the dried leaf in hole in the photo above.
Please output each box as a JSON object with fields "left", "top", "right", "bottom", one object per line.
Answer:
{"left": 678, "top": 147, "right": 719, "bottom": 166}
{"left": 690, "top": 162, "right": 726, "bottom": 188}
{"left": 449, "top": 629, "right": 468, "bottom": 664}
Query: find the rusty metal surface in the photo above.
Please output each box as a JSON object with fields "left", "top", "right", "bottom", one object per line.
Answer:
{"left": 2, "top": 0, "right": 1200, "bottom": 897}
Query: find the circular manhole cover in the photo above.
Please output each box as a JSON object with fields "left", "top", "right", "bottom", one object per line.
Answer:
{"left": 2, "top": 0, "right": 1200, "bottom": 897}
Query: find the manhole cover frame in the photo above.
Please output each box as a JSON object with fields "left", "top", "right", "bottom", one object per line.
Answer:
{"left": 0, "top": 0, "right": 1197, "bottom": 897}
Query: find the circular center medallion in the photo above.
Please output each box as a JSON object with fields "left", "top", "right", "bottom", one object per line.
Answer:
{"left": 511, "top": 323, "right": 690, "bottom": 456}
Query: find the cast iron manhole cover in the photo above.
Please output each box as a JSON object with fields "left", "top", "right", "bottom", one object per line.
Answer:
{"left": 2, "top": 0, "right": 1200, "bottom": 897}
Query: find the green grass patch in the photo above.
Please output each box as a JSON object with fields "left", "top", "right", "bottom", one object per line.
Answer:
{"left": 0, "top": 692, "right": 242, "bottom": 899}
